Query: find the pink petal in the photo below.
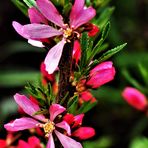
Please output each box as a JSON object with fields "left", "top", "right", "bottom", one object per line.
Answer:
{"left": 63, "top": 114, "right": 74, "bottom": 125}
{"left": 72, "top": 127, "right": 95, "bottom": 140}
{"left": 0, "top": 140, "right": 6, "bottom": 148}
{"left": 70, "top": 0, "right": 85, "bottom": 21}
{"left": 12, "top": 21, "right": 29, "bottom": 39}
{"left": 28, "top": 136, "right": 41, "bottom": 147}
{"left": 49, "top": 104, "right": 66, "bottom": 121}
{"left": 44, "top": 39, "right": 65, "bottom": 74}
{"left": 28, "top": 7, "right": 48, "bottom": 24}
{"left": 22, "top": 23, "right": 62, "bottom": 39}
{"left": 36, "top": 0, "right": 64, "bottom": 27}
{"left": 17, "top": 140, "right": 29, "bottom": 148}
{"left": 14, "top": 93, "right": 45, "bottom": 121}
{"left": 70, "top": 6, "right": 96, "bottom": 29}
{"left": 56, "top": 121, "right": 71, "bottom": 135}
{"left": 4, "top": 117, "right": 39, "bottom": 131}
{"left": 55, "top": 130, "right": 82, "bottom": 148}
{"left": 90, "top": 61, "right": 113, "bottom": 74}
{"left": 122, "top": 87, "right": 147, "bottom": 111}
{"left": 72, "top": 40, "right": 81, "bottom": 64}
{"left": 73, "top": 114, "right": 84, "bottom": 128}
{"left": 47, "top": 134, "right": 55, "bottom": 148}
{"left": 87, "top": 68, "right": 116, "bottom": 88}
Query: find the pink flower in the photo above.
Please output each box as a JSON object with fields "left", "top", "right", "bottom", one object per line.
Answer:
{"left": 13, "top": 0, "right": 96, "bottom": 74}
{"left": 17, "top": 136, "right": 42, "bottom": 148}
{"left": 4, "top": 93, "right": 82, "bottom": 148}
{"left": 122, "top": 87, "right": 147, "bottom": 111}
{"left": 86, "top": 61, "right": 116, "bottom": 88}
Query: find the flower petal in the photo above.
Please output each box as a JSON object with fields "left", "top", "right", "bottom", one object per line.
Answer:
{"left": 70, "top": 6, "right": 96, "bottom": 29}
{"left": 72, "top": 127, "right": 95, "bottom": 140}
{"left": 14, "top": 93, "right": 45, "bottom": 121}
{"left": 12, "top": 21, "right": 29, "bottom": 39}
{"left": 17, "top": 140, "right": 29, "bottom": 148}
{"left": 122, "top": 87, "right": 147, "bottom": 111}
{"left": 22, "top": 23, "right": 62, "bottom": 39}
{"left": 4, "top": 117, "right": 39, "bottom": 131}
{"left": 28, "top": 136, "right": 41, "bottom": 147}
{"left": 55, "top": 130, "right": 82, "bottom": 148}
{"left": 0, "top": 140, "right": 6, "bottom": 148}
{"left": 73, "top": 114, "right": 84, "bottom": 128}
{"left": 70, "top": 0, "right": 85, "bottom": 21}
{"left": 47, "top": 134, "right": 55, "bottom": 148}
{"left": 44, "top": 39, "right": 65, "bottom": 74}
{"left": 28, "top": 39, "right": 45, "bottom": 47}
{"left": 28, "top": 7, "right": 48, "bottom": 24}
{"left": 49, "top": 104, "right": 66, "bottom": 121}
{"left": 36, "top": 0, "right": 64, "bottom": 27}
{"left": 56, "top": 121, "right": 71, "bottom": 135}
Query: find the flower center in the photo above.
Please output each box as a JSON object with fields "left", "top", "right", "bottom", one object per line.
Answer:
{"left": 63, "top": 27, "right": 73, "bottom": 39}
{"left": 43, "top": 121, "right": 55, "bottom": 137}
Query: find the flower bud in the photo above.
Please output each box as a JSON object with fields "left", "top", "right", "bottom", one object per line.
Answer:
{"left": 86, "top": 61, "right": 116, "bottom": 88}
{"left": 88, "top": 24, "right": 99, "bottom": 37}
{"left": 73, "top": 40, "right": 81, "bottom": 64}
{"left": 73, "top": 114, "right": 84, "bottom": 128}
{"left": 80, "top": 91, "right": 96, "bottom": 103}
{"left": 63, "top": 114, "right": 75, "bottom": 125}
{"left": 122, "top": 87, "right": 147, "bottom": 111}
{"left": 72, "top": 127, "right": 95, "bottom": 140}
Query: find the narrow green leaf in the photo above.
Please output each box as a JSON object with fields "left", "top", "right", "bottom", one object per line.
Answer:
{"left": 122, "top": 69, "right": 147, "bottom": 93}
{"left": 33, "top": 109, "right": 48, "bottom": 116}
{"left": 97, "top": 43, "right": 127, "bottom": 63}
{"left": 62, "top": 2, "right": 72, "bottom": 17}
{"left": 23, "top": 0, "right": 37, "bottom": 8}
{"left": 95, "top": 7, "right": 115, "bottom": 29}
{"left": 67, "top": 96, "right": 78, "bottom": 114}
{"left": 77, "top": 101, "right": 97, "bottom": 114}
{"left": 11, "top": 0, "right": 28, "bottom": 16}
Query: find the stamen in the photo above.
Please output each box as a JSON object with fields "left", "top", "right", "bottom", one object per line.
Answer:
{"left": 43, "top": 121, "right": 55, "bottom": 137}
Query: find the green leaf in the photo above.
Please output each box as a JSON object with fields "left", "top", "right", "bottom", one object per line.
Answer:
{"left": 77, "top": 101, "right": 97, "bottom": 114}
{"left": 11, "top": 0, "right": 28, "bottom": 16}
{"left": 95, "top": 7, "right": 115, "bottom": 29}
{"left": 0, "top": 70, "right": 40, "bottom": 87}
{"left": 67, "top": 95, "right": 78, "bottom": 114}
{"left": 97, "top": 43, "right": 127, "bottom": 63}
{"left": 130, "top": 137, "right": 148, "bottom": 148}
{"left": 23, "top": 0, "right": 36, "bottom": 8}
{"left": 122, "top": 69, "right": 147, "bottom": 93}
{"left": 33, "top": 109, "right": 48, "bottom": 116}
{"left": 62, "top": 2, "right": 72, "bottom": 17}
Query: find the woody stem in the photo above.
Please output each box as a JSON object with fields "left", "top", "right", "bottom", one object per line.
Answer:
{"left": 56, "top": 41, "right": 74, "bottom": 105}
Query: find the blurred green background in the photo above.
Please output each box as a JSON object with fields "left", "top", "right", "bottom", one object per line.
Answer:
{"left": 0, "top": 0, "right": 148, "bottom": 147}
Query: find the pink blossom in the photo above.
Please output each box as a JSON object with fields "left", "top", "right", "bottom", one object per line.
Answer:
{"left": 122, "top": 87, "right": 147, "bottom": 111}
{"left": 86, "top": 61, "right": 116, "bottom": 88}
{"left": 12, "top": 0, "right": 96, "bottom": 74}
{"left": 4, "top": 93, "right": 82, "bottom": 148}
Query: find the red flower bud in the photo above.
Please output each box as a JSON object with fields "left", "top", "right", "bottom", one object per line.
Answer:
{"left": 73, "top": 40, "right": 81, "bottom": 64}
{"left": 80, "top": 91, "right": 96, "bottom": 103}
{"left": 72, "top": 127, "right": 95, "bottom": 140}
{"left": 73, "top": 114, "right": 84, "bottom": 128}
{"left": 88, "top": 24, "right": 99, "bottom": 37}
{"left": 122, "top": 87, "right": 147, "bottom": 111}
{"left": 63, "top": 114, "right": 75, "bottom": 125}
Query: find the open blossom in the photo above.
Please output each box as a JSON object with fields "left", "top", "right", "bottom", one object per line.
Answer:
{"left": 122, "top": 87, "right": 147, "bottom": 111}
{"left": 4, "top": 93, "right": 82, "bottom": 148}
{"left": 13, "top": 0, "right": 96, "bottom": 74}
{"left": 86, "top": 61, "right": 116, "bottom": 88}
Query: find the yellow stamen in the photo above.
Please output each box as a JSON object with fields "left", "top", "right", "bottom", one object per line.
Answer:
{"left": 63, "top": 28, "right": 73, "bottom": 38}
{"left": 43, "top": 121, "right": 55, "bottom": 137}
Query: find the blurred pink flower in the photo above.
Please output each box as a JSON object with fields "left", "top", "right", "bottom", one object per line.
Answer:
{"left": 4, "top": 93, "right": 82, "bottom": 148}
{"left": 13, "top": 0, "right": 96, "bottom": 74}
{"left": 122, "top": 87, "right": 147, "bottom": 111}
{"left": 86, "top": 61, "right": 116, "bottom": 88}
{"left": 17, "top": 136, "right": 42, "bottom": 148}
